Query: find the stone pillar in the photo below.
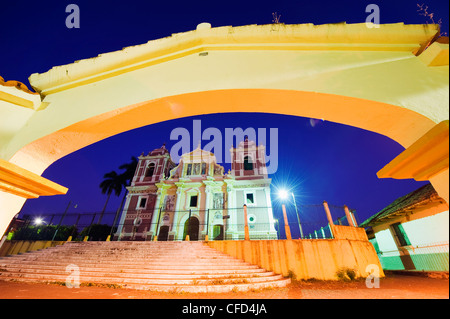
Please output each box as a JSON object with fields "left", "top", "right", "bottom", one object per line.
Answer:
{"left": 344, "top": 205, "right": 357, "bottom": 227}
{"left": 243, "top": 204, "right": 250, "bottom": 240}
{"left": 282, "top": 204, "right": 292, "bottom": 240}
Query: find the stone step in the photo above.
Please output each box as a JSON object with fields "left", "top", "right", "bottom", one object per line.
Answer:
{"left": 0, "top": 252, "right": 232, "bottom": 262}
{"left": 0, "top": 241, "right": 290, "bottom": 293}
{"left": 0, "top": 275, "right": 291, "bottom": 293}
{"left": 1, "top": 252, "right": 245, "bottom": 262}
{"left": 1, "top": 255, "right": 244, "bottom": 263}
{"left": 0, "top": 260, "right": 259, "bottom": 270}
{"left": 11, "top": 244, "right": 219, "bottom": 252}
{"left": 0, "top": 264, "right": 267, "bottom": 275}
{"left": 0, "top": 261, "right": 252, "bottom": 269}
{"left": 0, "top": 270, "right": 283, "bottom": 285}
{"left": 9, "top": 248, "right": 229, "bottom": 257}
{"left": 0, "top": 266, "right": 274, "bottom": 278}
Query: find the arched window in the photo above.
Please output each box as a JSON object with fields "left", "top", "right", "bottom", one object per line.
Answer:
{"left": 145, "top": 163, "right": 155, "bottom": 177}
{"left": 244, "top": 156, "right": 253, "bottom": 171}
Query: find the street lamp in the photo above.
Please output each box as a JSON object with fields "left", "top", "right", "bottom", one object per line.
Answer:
{"left": 33, "top": 217, "right": 47, "bottom": 226}
{"left": 278, "top": 188, "right": 304, "bottom": 239}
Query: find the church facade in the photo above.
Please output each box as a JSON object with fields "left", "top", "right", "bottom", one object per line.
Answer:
{"left": 114, "top": 138, "right": 277, "bottom": 241}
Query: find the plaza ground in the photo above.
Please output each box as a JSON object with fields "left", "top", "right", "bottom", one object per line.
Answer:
{"left": 0, "top": 274, "right": 447, "bottom": 299}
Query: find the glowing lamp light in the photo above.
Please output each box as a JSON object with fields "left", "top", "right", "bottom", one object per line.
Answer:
{"left": 279, "top": 189, "right": 289, "bottom": 200}
{"left": 34, "top": 217, "right": 44, "bottom": 225}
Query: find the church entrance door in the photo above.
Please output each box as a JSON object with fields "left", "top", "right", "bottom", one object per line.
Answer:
{"left": 183, "top": 216, "right": 199, "bottom": 241}
{"left": 158, "top": 225, "right": 169, "bottom": 241}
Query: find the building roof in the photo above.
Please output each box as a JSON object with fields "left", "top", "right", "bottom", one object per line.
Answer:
{"left": 0, "top": 76, "right": 37, "bottom": 95}
{"left": 360, "top": 183, "right": 444, "bottom": 227}
{"left": 149, "top": 143, "right": 169, "bottom": 156}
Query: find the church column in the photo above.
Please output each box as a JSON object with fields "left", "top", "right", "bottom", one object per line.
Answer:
{"left": 149, "top": 185, "right": 166, "bottom": 238}
{"left": 225, "top": 180, "right": 237, "bottom": 239}
{"left": 204, "top": 186, "right": 212, "bottom": 240}
{"left": 172, "top": 188, "right": 183, "bottom": 235}
{"left": 264, "top": 186, "right": 277, "bottom": 234}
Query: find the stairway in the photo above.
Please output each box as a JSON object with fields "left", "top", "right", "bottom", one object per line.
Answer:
{"left": 0, "top": 241, "right": 290, "bottom": 293}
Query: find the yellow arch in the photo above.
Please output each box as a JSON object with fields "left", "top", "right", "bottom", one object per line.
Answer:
{"left": 0, "top": 22, "right": 448, "bottom": 238}
{"left": 11, "top": 89, "right": 436, "bottom": 174}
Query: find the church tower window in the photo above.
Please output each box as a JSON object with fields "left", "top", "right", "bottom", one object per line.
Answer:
{"left": 145, "top": 163, "right": 155, "bottom": 177}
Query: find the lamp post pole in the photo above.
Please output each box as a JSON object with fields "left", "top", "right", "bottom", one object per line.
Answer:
{"left": 281, "top": 204, "right": 292, "bottom": 240}
{"left": 291, "top": 193, "right": 304, "bottom": 239}
{"left": 52, "top": 201, "right": 75, "bottom": 241}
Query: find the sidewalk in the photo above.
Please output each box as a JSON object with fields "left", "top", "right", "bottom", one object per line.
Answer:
{"left": 0, "top": 274, "right": 448, "bottom": 299}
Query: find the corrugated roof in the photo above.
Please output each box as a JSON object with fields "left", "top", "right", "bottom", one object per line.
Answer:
{"left": 360, "top": 183, "right": 442, "bottom": 227}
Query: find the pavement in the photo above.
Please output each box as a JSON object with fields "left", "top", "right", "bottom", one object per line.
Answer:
{"left": 0, "top": 273, "right": 448, "bottom": 299}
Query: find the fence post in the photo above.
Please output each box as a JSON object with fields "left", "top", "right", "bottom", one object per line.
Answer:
{"left": 84, "top": 213, "right": 96, "bottom": 241}
{"left": 344, "top": 205, "right": 357, "bottom": 227}
{"left": 322, "top": 201, "right": 335, "bottom": 238}
{"left": 243, "top": 205, "right": 250, "bottom": 240}
{"left": 281, "top": 204, "right": 292, "bottom": 240}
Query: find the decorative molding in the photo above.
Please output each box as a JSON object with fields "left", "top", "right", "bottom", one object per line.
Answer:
{"left": 377, "top": 120, "right": 449, "bottom": 181}
{"left": 0, "top": 158, "right": 68, "bottom": 198}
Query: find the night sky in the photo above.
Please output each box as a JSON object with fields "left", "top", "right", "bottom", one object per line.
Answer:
{"left": 1, "top": 1, "right": 448, "bottom": 228}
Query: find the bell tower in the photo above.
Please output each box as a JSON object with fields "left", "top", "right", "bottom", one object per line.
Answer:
{"left": 230, "top": 136, "right": 268, "bottom": 180}
{"left": 114, "top": 144, "right": 176, "bottom": 240}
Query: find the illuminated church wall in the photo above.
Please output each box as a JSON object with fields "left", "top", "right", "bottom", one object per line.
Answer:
{"left": 115, "top": 138, "right": 277, "bottom": 241}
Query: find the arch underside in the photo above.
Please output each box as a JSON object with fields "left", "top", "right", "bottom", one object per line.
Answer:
{"left": 10, "top": 89, "right": 436, "bottom": 176}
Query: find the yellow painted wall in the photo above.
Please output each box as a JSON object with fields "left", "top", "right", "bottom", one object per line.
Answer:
{"left": 206, "top": 225, "right": 384, "bottom": 280}
{"left": 0, "top": 240, "right": 66, "bottom": 257}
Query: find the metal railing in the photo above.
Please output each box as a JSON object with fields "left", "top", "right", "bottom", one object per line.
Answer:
{"left": 376, "top": 241, "right": 449, "bottom": 272}
{"left": 9, "top": 204, "right": 357, "bottom": 242}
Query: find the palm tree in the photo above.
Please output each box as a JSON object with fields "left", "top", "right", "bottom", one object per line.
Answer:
{"left": 118, "top": 156, "right": 138, "bottom": 186}
{"left": 109, "top": 157, "right": 138, "bottom": 238}
{"left": 98, "top": 170, "right": 124, "bottom": 224}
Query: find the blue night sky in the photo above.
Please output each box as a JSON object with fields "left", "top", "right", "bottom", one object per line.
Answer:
{"left": 1, "top": 0, "right": 448, "bottom": 229}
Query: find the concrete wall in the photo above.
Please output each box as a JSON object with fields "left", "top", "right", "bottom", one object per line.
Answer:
{"left": 206, "top": 225, "right": 384, "bottom": 280}
{"left": 373, "top": 208, "right": 449, "bottom": 272}
{"left": 0, "top": 240, "right": 66, "bottom": 257}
